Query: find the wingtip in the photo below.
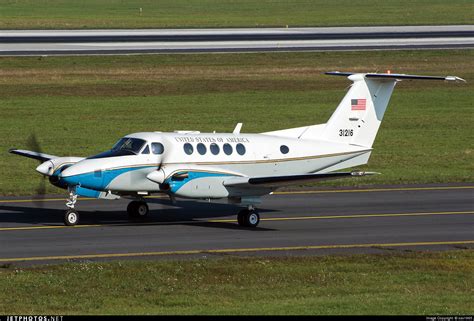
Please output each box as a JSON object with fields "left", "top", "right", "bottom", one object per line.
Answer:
{"left": 445, "top": 76, "right": 466, "bottom": 83}
{"left": 351, "top": 171, "right": 381, "bottom": 176}
{"left": 325, "top": 71, "right": 353, "bottom": 77}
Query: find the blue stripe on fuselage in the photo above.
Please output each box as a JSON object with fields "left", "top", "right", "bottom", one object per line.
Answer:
{"left": 76, "top": 186, "right": 101, "bottom": 198}
{"left": 61, "top": 166, "right": 154, "bottom": 191}
{"left": 166, "top": 171, "right": 234, "bottom": 194}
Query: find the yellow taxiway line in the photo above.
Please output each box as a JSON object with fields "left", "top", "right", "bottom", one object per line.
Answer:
{"left": 1, "top": 240, "right": 473, "bottom": 263}
{"left": 274, "top": 185, "right": 474, "bottom": 195}
{"left": 0, "top": 185, "right": 472, "bottom": 204}
{"left": 0, "top": 210, "right": 473, "bottom": 232}
{"left": 209, "top": 210, "right": 474, "bottom": 223}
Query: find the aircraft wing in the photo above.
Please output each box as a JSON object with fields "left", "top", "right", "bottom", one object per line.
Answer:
{"left": 223, "top": 171, "right": 378, "bottom": 188}
{"left": 9, "top": 149, "right": 58, "bottom": 162}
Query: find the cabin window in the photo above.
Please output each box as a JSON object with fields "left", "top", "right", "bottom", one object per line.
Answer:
{"left": 236, "top": 143, "right": 246, "bottom": 155}
{"left": 141, "top": 145, "right": 150, "bottom": 154}
{"left": 183, "top": 143, "right": 194, "bottom": 155}
{"left": 197, "top": 143, "right": 207, "bottom": 155}
{"left": 151, "top": 143, "right": 164, "bottom": 155}
{"left": 280, "top": 145, "right": 289, "bottom": 154}
{"left": 223, "top": 143, "right": 233, "bottom": 155}
{"left": 210, "top": 143, "right": 220, "bottom": 155}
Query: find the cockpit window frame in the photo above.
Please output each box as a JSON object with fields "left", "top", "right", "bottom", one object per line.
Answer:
{"left": 112, "top": 137, "right": 147, "bottom": 154}
{"left": 87, "top": 137, "right": 147, "bottom": 159}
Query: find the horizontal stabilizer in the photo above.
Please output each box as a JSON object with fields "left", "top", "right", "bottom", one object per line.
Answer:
{"left": 325, "top": 71, "right": 466, "bottom": 82}
{"left": 9, "top": 149, "right": 58, "bottom": 162}
{"left": 224, "top": 171, "right": 378, "bottom": 188}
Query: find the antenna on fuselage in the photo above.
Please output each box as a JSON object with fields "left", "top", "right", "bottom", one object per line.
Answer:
{"left": 233, "top": 123, "right": 243, "bottom": 134}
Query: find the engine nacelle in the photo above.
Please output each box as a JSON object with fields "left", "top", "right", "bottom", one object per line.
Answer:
{"left": 146, "top": 168, "right": 166, "bottom": 184}
{"left": 36, "top": 157, "right": 84, "bottom": 177}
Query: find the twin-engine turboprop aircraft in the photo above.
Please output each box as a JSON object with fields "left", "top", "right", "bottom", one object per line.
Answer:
{"left": 10, "top": 71, "right": 464, "bottom": 227}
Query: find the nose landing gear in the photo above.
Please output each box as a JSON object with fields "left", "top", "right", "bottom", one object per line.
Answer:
{"left": 64, "top": 186, "right": 79, "bottom": 226}
{"left": 64, "top": 209, "right": 79, "bottom": 226}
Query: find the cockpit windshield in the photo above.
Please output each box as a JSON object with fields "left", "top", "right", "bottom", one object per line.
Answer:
{"left": 87, "top": 137, "right": 146, "bottom": 159}
{"left": 112, "top": 138, "right": 146, "bottom": 154}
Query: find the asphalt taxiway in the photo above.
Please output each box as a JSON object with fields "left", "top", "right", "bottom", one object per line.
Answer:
{"left": 0, "top": 184, "right": 472, "bottom": 265}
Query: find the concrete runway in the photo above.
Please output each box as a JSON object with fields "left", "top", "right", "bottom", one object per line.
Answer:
{"left": 0, "top": 184, "right": 473, "bottom": 265}
{"left": 1, "top": 25, "right": 473, "bottom": 56}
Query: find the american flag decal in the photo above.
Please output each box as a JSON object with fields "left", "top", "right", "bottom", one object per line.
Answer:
{"left": 351, "top": 99, "right": 366, "bottom": 111}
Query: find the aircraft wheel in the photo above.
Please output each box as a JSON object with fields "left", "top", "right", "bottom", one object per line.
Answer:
{"left": 64, "top": 209, "right": 79, "bottom": 226}
{"left": 237, "top": 209, "right": 248, "bottom": 226}
{"left": 238, "top": 209, "right": 260, "bottom": 228}
{"left": 127, "top": 200, "right": 149, "bottom": 218}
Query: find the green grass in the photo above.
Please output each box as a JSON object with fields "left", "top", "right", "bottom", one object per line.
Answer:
{"left": 1, "top": 50, "right": 473, "bottom": 195}
{"left": 0, "top": 0, "right": 473, "bottom": 29}
{"left": 0, "top": 250, "right": 473, "bottom": 314}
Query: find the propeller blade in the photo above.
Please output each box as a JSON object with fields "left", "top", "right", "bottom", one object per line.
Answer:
{"left": 26, "top": 133, "right": 42, "bottom": 156}
{"left": 25, "top": 133, "right": 47, "bottom": 205}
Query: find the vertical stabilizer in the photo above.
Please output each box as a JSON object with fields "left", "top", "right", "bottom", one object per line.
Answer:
{"left": 320, "top": 74, "right": 397, "bottom": 148}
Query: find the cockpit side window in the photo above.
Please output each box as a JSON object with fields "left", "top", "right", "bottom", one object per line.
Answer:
{"left": 142, "top": 145, "right": 150, "bottom": 154}
{"left": 152, "top": 142, "right": 164, "bottom": 155}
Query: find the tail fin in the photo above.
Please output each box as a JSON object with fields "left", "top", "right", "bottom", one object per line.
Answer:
{"left": 317, "top": 72, "right": 464, "bottom": 148}
{"left": 321, "top": 73, "right": 396, "bottom": 147}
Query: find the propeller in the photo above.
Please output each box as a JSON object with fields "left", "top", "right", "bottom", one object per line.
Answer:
{"left": 26, "top": 133, "right": 47, "bottom": 206}
{"left": 146, "top": 142, "right": 169, "bottom": 190}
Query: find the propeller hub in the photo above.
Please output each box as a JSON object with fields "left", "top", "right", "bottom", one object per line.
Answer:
{"left": 146, "top": 169, "right": 166, "bottom": 184}
{"left": 36, "top": 161, "right": 54, "bottom": 176}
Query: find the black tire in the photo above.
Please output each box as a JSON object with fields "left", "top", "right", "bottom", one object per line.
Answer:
{"left": 237, "top": 209, "right": 249, "bottom": 227}
{"left": 245, "top": 210, "right": 260, "bottom": 228}
{"left": 127, "top": 201, "right": 149, "bottom": 218}
{"left": 237, "top": 209, "right": 260, "bottom": 228}
{"left": 64, "top": 209, "right": 79, "bottom": 226}
{"left": 127, "top": 201, "right": 138, "bottom": 217}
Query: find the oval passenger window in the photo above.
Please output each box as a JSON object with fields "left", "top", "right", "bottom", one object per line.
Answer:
{"left": 210, "top": 143, "right": 220, "bottom": 155}
{"left": 223, "top": 143, "right": 233, "bottom": 155}
{"left": 197, "top": 143, "right": 207, "bottom": 155}
{"left": 236, "top": 143, "right": 246, "bottom": 155}
{"left": 183, "top": 143, "right": 194, "bottom": 155}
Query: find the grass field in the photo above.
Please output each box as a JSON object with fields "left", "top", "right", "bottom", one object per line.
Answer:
{"left": 0, "top": 0, "right": 473, "bottom": 29}
{"left": 1, "top": 50, "right": 473, "bottom": 195}
{"left": 1, "top": 250, "right": 473, "bottom": 314}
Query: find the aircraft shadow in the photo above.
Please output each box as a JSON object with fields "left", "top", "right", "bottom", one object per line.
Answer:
{"left": 0, "top": 199, "right": 277, "bottom": 231}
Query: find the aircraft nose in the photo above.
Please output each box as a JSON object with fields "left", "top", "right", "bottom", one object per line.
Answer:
{"left": 59, "top": 162, "right": 105, "bottom": 190}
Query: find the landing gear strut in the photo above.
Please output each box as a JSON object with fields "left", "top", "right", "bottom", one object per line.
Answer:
{"left": 64, "top": 186, "right": 79, "bottom": 226}
{"left": 127, "top": 200, "right": 149, "bottom": 218}
{"left": 237, "top": 205, "right": 260, "bottom": 228}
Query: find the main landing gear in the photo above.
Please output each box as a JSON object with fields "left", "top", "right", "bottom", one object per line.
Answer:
{"left": 127, "top": 200, "right": 149, "bottom": 218}
{"left": 237, "top": 206, "right": 260, "bottom": 228}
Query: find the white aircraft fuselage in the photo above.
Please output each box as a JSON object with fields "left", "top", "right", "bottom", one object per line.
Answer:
{"left": 10, "top": 71, "right": 464, "bottom": 226}
{"left": 58, "top": 131, "right": 371, "bottom": 200}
